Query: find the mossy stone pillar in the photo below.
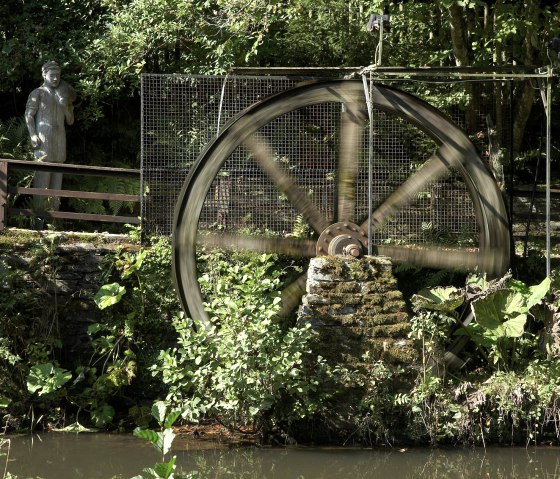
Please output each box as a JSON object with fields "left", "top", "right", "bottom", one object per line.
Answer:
{"left": 299, "top": 255, "right": 417, "bottom": 366}
{"left": 295, "top": 255, "right": 419, "bottom": 443}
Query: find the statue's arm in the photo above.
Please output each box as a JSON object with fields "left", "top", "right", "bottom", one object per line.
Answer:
{"left": 58, "top": 81, "right": 76, "bottom": 125}
{"left": 25, "top": 90, "right": 40, "bottom": 147}
{"left": 64, "top": 103, "right": 74, "bottom": 126}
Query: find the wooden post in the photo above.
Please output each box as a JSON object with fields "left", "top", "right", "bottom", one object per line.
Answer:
{"left": 0, "top": 160, "right": 7, "bottom": 230}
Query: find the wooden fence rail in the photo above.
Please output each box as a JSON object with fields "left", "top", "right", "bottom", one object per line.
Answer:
{"left": 0, "top": 158, "right": 141, "bottom": 230}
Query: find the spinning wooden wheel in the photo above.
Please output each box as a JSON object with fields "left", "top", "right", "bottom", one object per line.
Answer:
{"left": 173, "top": 80, "right": 510, "bottom": 326}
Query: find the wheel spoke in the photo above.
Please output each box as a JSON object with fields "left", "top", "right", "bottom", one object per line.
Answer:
{"left": 197, "top": 232, "right": 316, "bottom": 257}
{"left": 338, "top": 103, "right": 364, "bottom": 221}
{"left": 376, "top": 244, "right": 492, "bottom": 272}
{"left": 244, "top": 133, "right": 330, "bottom": 234}
{"left": 279, "top": 271, "right": 308, "bottom": 317}
{"left": 361, "top": 144, "right": 455, "bottom": 231}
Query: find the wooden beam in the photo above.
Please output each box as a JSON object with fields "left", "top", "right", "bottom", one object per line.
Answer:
{"left": 1, "top": 159, "right": 140, "bottom": 179}
{"left": 8, "top": 186, "right": 140, "bottom": 202}
{"left": 8, "top": 208, "right": 140, "bottom": 224}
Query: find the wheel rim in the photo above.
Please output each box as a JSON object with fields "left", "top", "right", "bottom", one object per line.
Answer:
{"left": 173, "top": 80, "right": 510, "bottom": 327}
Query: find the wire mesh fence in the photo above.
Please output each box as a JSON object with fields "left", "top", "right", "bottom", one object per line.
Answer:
{"left": 141, "top": 74, "right": 299, "bottom": 236}
{"left": 141, "top": 73, "right": 513, "bottom": 251}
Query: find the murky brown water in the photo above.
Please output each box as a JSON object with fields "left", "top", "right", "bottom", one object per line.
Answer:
{"left": 3, "top": 433, "right": 560, "bottom": 478}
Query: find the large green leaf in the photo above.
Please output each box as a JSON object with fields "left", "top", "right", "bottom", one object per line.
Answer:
{"left": 152, "top": 400, "right": 167, "bottom": 425}
{"left": 411, "top": 286, "right": 464, "bottom": 313}
{"left": 507, "top": 277, "right": 550, "bottom": 310}
{"left": 500, "top": 315, "right": 527, "bottom": 338}
{"left": 164, "top": 409, "right": 182, "bottom": 429}
{"left": 94, "top": 283, "right": 126, "bottom": 310}
{"left": 27, "top": 363, "right": 72, "bottom": 396}
{"left": 472, "top": 290, "right": 527, "bottom": 338}
{"left": 154, "top": 457, "right": 176, "bottom": 479}
{"left": 161, "top": 428, "right": 175, "bottom": 456}
{"left": 466, "top": 273, "right": 489, "bottom": 292}
{"left": 526, "top": 276, "right": 551, "bottom": 309}
{"left": 91, "top": 403, "right": 115, "bottom": 428}
{"left": 122, "top": 250, "right": 148, "bottom": 279}
{"left": 134, "top": 428, "right": 161, "bottom": 452}
{"left": 134, "top": 427, "right": 175, "bottom": 456}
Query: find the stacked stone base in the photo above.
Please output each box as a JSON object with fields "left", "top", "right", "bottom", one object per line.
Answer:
{"left": 299, "top": 255, "right": 417, "bottom": 366}
{"left": 294, "top": 255, "right": 419, "bottom": 444}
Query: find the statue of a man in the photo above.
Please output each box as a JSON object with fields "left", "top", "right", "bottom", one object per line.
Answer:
{"left": 25, "top": 60, "right": 76, "bottom": 210}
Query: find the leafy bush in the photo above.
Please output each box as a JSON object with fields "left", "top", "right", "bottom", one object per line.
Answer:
{"left": 153, "top": 251, "right": 332, "bottom": 437}
{"left": 411, "top": 273, "right": 551, "bottom": 371}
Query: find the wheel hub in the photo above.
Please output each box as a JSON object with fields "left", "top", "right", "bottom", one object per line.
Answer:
{"left": 316, "top": 222, "right": 368, "bottom": 257}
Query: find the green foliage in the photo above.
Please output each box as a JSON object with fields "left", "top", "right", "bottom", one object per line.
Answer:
{"left": 89, "top": 403, "right": 115, "bottom": 428}
{"left": 0, "top": 233, "right": 69, "bottom": 422}
{"left": 411, "top": 286, "right": 464, "bottom": 313}
{"left": 26, "top": 362, "right": 71, "bottom": 397}
{"left": 154, "top": 251, "right": 332, "bottom": 434}
{"left": 0, "top": 118, "right": 32, "bottom": 160}
{"left": 1, "top": 0, "right": 559, "bottom": 181}
{"left": 97, "top": 239, "right": 179, "bottom": 326}
{"left": 94, "top": 283, "right": 127, "bottom": 310}
{"left": 465, "top": 276, "right": 550, "bottom": 369}
{"left": 412, "top": 274, "right": 551, "bottom": 371}
{"left": 129, "top": 405, "right": 152, "bottom": 429}
{"left": 132, "top": 400, "right": 181, "bottom": 479}
{"left": 0, "top": 117, "right": 37, "bottom": 228}
{"left": 65, "top": 174, "right": 140, "bottom": 217}
{"left": 85, "top": 237, "right": 180, "bottom": 428}
{"left": 0, "top": 231, "right": 178, "bottom": 431}
{"left": 356, "top": 276, "right": 560, "bottom": 445}
{"left": 66, "top": 325, "right": 137, "bottom": 428}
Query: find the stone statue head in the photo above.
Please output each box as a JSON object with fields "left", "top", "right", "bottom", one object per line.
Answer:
{"left": 41, "top": 61, "right": 61, "bottom": 89}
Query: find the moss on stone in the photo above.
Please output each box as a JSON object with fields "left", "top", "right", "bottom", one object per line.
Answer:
{"left": 382, "top": 345, "right": 419, "bottom": 364}
{"left": 316, "top": 255, "right": 398, "bottom": 282}
{"left": 381, "top": 300, "right": 408, "bottom": 314}
{"left": 368, "top": 322, "right": 411, "bottom": 338}
{"left": 307, "top": 280, "right": 338, "bottom": 294}
{"left": 333, "top": 281, "right": 362, "bottom": 293}
{"left": 318, "top": 293, "right": 364, "bottom": 306}
{"left": 298, "top": 255, "right": 423, "bottom": 441}
{"left": 383, "top": 289, "right": 404, "bottom": 301}
{"left": 359, "top": 311, "right": 409, "bottom": 325}
{"left": 0, "top": 227, "right": 136, "bottom": 249}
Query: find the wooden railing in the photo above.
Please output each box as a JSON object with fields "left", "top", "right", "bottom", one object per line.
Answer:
{"left": 0, "top": 158, "right": 141, "bottom": 230}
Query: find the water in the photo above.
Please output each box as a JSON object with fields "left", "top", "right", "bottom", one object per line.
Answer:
{"left": 3, "top": 433, "right": 560, "bottom": 478}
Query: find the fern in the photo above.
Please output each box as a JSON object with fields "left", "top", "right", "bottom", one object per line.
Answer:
{"left": 0, "top": 117, "right": 32, "bottom": 160}
{"left": 65, "top": 174, "right": 139, "bottom": 216}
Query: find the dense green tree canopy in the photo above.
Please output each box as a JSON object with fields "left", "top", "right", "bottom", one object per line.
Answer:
{"left": 1, "top": 0, "right": 559, "bottom": 162}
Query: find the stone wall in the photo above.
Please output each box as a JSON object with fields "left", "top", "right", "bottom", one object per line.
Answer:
{"left": 0, "top": 231, "right": 138, "bottom": 365}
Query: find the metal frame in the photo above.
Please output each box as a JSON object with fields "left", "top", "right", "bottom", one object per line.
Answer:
{"left": 141, "top": 66, "right": 555, "bottom": 273}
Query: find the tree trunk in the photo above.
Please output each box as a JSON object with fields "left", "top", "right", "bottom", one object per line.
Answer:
{"left": 448, "top": 3, "right": 470, "bottom": 66}
{"left": 447, "top": 4, "right": 470, "bottom": 66}
{"left": 512, "top": 0, "right": 539, "bottom": 156}
{"left": 512, "top": 81, "right": 535, "bottom": 156}
{"left": 447, "top": 3, "right": 478, "bottom": 132}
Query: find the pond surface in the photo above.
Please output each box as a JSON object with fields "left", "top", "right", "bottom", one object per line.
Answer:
{"left": 3, "top": 433, "right": 560, "bottom": 478}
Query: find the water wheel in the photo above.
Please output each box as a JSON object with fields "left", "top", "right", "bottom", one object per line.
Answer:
{"left": 173, "top": 80, "right": 510, "bottom": 327}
